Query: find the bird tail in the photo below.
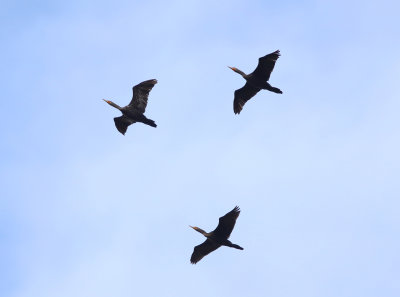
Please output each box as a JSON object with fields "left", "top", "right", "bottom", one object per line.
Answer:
{"left": 143, "top": 118, "right": 157, "bottom": 128}
{"left": 230, "top": 244, "right": 244, "bottom": 250}
{"left": 270, "top": 87, "right": 283, "bottom": 94}
{"left": 265, "top": 83, "right": 283, "bottom": 94}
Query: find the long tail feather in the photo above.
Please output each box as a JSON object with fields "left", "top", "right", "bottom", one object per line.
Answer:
{"left": 143, "top": 118, "right": 157, "bottom": 128}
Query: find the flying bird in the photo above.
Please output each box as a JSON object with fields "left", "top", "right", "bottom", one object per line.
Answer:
{"left": 190, "top": 206, "right": 243, "bottom": 264}
{"left": 103, "top": 79, "right": 158, "bottom": 135}
{"left": 229, "top": 50, "right": 282, "bottom": 114}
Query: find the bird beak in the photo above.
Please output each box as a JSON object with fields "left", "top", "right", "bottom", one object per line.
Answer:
{"left": 189, "top": 225, "right": 195, "bottom": 229}
{"left": 103, "top": 99, "right": 110, "bottom": 104}
{"left": 228, "top": 66, "right": 234, "bottom": 71}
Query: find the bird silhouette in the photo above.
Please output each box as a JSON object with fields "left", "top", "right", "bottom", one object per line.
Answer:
{"left": 190, "top": 206, "right": 243, "bottom": 264}
{"left": 103, "top": 79, "right": 158, "bottom": 135}
{"left": 229, "top": 50, "right": 282, "bottom": 114}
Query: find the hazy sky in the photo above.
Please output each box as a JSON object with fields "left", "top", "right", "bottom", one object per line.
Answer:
{"left": 1, "top": 0, "right": 400, "bottom": 296}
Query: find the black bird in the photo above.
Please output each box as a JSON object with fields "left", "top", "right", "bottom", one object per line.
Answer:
{"left": 190, "top": 206, "right": 243, "bottom": 264}
{"left": 229, "top": 50, "right": 282, "bottom": 114}
{"left": 103, "top": 79, "right": 158, "bottom": 135}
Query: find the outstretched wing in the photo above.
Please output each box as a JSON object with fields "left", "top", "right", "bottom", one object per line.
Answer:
{"left": 250, "top": 50, "right": 280, "bottom": 81}
{"left": 233, "top": 83, "right": 260, "bottom": 114}
{"left": 129, "top": 79, "right": 158, "bottom": 113}
{"left": 212, "top": 206, "right": 241, "bottom": 239}
{"left": 190, "top": 239, "right": 221, "bottom": 264}
{"left": 114, "top": 115, "right": 135, "bottom": 135}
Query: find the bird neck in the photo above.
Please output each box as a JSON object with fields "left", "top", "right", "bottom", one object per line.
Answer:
{"left": 108, "top": 101, "right": 122, "bottom": 110}
{"left": 234, "top": 68, "right": 247, "bottom": 78}
{"left": 194, "top": 227, "right": 210, "bottom": 237}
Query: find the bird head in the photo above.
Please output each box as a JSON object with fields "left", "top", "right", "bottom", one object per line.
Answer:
{"left": 228, "top": 66, "right": 245, "bottom": 77}
{"left": 189, "top": 226, "right": 208, "bottom": 236}
{"left": 102, "top": 99, "right": 121, "bottom": 110}
{"left": 190, "top": 226, "right": 203, "bottom": 233}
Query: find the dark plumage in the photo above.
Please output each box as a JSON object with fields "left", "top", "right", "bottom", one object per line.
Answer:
{"left": 103, "top": 79, "right": 158, "bottom": 135}
{"left": 229, "top": 50, "right": 282, "bottom": 114}
{"left": 190, "top": 206, "right": 243, "bottom": 264}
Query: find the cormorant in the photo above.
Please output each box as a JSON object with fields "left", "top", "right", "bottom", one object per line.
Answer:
{"left": 229, "top": 50, "right": 282, "bottom": 114}
{"left": 190, "top": 206, "right": 243, "bottom": 264}
{"left": 103, "top": 79, "right": 158, "bottom": 135}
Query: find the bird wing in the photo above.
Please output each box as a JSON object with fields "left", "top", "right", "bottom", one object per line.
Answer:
{"left": 114, "top": 115, "right": 136, "bottom": 135}
{"left": 190, "top": 239, "right": 221, "bottom": 264}
{"left": 233, "top": 83, "right": 260, "bottom": 114}
{"left": 129, "top": 79, "right": 158, "bottom": 113}
{"left": 212, "top": 206, "right": 241, "bottom": 239}
{"left": 250, "top": 50, "right": 280, "bottom": 81}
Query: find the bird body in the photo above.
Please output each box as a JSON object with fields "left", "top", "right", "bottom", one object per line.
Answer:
{"left": 229, "top": 50, "right": 282, "bottom": 114}
{"left": 120, "top": 107, "right": 154, "bottom": 126}
{"left": 190, "top": 206, "right": 243, "bottom": 264}
{"left": 103, "top": 79, "right": 158, "bottom": 135}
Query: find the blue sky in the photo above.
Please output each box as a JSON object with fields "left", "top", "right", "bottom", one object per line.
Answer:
{"left": 1, "top": 0, "right": 400, "bottom": 296}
